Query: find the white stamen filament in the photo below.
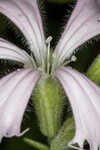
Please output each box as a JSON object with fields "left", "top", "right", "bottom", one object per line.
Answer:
{"left": 46, "top": 36, "right": 53, "bottom": 74}
{"left": 52, "top": 55, "right": 77, "bottom": 74}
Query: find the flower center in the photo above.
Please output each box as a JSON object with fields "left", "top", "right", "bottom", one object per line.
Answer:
{"left": 36, "top": 36, "right": 53, "bottom": 75}
{"left": 24, "top": 36, "right": 77, "bottom": 76}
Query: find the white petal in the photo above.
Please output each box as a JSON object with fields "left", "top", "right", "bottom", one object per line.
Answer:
{"left": 0, "top": 68, "right": 40, "bottom": 141}
{"left": 0, "top": 38, "right": 34, "bottom": 68}
{"left": 53, "top": 0, "right": 100, "bottom": 67}
{"left": 0, "top": 0, "right": 46, "bottom": 64}
{"left": 55, "top": 66, "right": 100, "bottom": 150}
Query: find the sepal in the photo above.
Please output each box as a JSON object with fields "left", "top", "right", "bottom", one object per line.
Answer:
{"left": 33, "top": 75, "right": 65, "bottom": 137}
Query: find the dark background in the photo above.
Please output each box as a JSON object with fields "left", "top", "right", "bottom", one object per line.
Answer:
{"left": 0, "top": 0, "right": 100, "bottom": 150}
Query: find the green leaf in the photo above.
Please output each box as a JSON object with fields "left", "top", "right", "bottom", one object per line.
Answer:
{"left": 50, "top": 117, "right": 75, "bottom": 150}
{"left": 87, "top": 55, "right": 100, "bottom": 85}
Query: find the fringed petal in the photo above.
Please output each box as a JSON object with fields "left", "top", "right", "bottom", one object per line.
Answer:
{"left": 0, "top": 0, "right": 46, "bottom": 64}
{"left": 53, "top": 0, "right": 100, "bottom": 68}
{"left": 0, "top": 68, "right": 40, "bottom": 141}
{"left": 0, "top": 38, "right": 34, "bottom": 68}
{"left": 55, "top": 66, "right": 100, "bottom": 150}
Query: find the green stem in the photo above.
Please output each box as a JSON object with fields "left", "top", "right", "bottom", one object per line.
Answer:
{"left": 23, "top": 138, "right": 50, "bottom": 150}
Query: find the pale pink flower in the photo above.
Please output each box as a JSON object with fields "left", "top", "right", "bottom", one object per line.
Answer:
{"left": 0, "top": 0, "right": 100, "bottom": 149}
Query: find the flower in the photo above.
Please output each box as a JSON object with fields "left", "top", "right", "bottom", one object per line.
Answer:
{"left": 0, "top": 0, "right": 100, "bottom": 149}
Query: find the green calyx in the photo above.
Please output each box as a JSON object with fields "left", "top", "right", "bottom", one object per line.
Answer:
{"left": 33, "top": 75, "right": 66, "bottom": 138}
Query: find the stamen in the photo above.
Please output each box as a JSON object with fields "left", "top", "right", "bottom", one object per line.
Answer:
{"left": 30, "top": 52, "right": 37, "bottom": 68}
{"left": 46, "top": 36, "right": 53, "bottom": 74}
{"left": 23, "top": 51, "right": 37, "bottom": 69}
{"left": 63, "top": 55, "right": 77, "bottom": 66}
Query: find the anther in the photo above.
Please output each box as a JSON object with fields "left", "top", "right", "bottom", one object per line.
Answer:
{"left": 71, "top": 55, "right": 77, "bottom": 62}
{"left": 46, "top": 36, "right": 53, "bottom": 44}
